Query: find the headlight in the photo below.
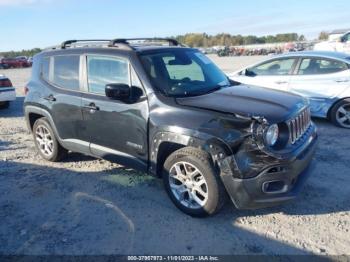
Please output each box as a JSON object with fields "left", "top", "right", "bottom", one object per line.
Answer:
{"left": 265, "top": 124, "right": 279, "bottom": 146}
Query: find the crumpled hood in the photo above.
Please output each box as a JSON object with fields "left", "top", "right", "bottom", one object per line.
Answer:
{"left": 176, "top": 84, "right": 307, "bottom": 123}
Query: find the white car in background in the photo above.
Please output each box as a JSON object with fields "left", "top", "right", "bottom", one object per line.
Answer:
{"left": 314, "top": 31, "right": 350, "bottom": 54}
{"left": 0, "top": 74, "right": 16, "bottom": 109}
{"left": 228, "top": 51, "right": 350, "bottom": 128}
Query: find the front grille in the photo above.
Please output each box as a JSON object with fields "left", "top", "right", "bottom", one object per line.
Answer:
{"left": 287, "top": 107, "right": 311, "bottom": 144}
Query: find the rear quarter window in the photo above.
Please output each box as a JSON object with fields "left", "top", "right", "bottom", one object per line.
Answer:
{"left": 41, "top": 57, "right": 50, "bottom": 81}
{"left": 52, "top": 55, "right": 80, "bottom": 90}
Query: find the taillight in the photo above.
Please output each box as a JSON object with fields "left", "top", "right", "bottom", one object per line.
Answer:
{"left": 0, "top": 79, "right": 12, "bottom": 88}
{"left": 24, "top": 85, "right": 29, "bottom": 95}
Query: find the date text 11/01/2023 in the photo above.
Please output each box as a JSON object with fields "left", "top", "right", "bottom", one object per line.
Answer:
{"left": 127, "top": 255, "right": 219, "bottom": 261}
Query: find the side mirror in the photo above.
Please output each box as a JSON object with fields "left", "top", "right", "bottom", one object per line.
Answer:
{"left": 228, "top": 78, "right": 241, "bottom": 86}
{"left": 105, "top": 83, "right": 130, "bottom": 101}
{"left": 245, "top": 68, "right": 256, "bottom": 77}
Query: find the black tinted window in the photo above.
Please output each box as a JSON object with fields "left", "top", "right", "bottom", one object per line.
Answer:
{"left": 298, "top": 58, "right": 348, "bottom": 75}
{"left": 52, "top": 55, "right": 80, "bottom": 90}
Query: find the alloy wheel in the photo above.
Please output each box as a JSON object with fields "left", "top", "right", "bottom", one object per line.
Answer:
{"left": 35, "top": 125, "right": 54, "bottom": 156}
{"left": 169, "top": 161, "right": 208, "bottom": 209}
{"left": 336, "top": 104, "right": 350, "bottom": 128}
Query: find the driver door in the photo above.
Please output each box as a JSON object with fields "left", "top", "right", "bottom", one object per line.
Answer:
{"left": 235, "top": 57, "right": 297, "bottom": 91}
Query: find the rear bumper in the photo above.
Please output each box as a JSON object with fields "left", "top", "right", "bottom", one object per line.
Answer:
{"left": 0, "top": 88, "right": 16, "bottom": 102}
{"left": 222, "top": 128, "right": 318, "bottom": 209}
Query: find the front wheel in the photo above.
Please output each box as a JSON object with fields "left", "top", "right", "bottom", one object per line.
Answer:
{"left": 163, "top": 147, "right": 227, "bottom": 217}
{"left": 330, "top": 99, "right": 350, "bottom": 128}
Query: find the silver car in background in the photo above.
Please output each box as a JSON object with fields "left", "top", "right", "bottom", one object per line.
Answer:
{"left": 229, "top": 51, "right": 350, "bottom": 128}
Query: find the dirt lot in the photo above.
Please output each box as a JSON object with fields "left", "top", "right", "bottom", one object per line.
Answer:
{"left": 0, "top": 56, "right": 349, "bottom": 256}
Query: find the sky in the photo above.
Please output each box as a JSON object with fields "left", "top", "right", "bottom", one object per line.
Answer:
{"left": 1, "top": 0, "right": 350, "bottom": 51}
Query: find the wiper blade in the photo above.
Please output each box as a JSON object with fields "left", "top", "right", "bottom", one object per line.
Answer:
{"left": 218, "top": 84, "right": 231, "bottom": 88}
{"left": 202, "top": 83, "right": 231, "bottom": 93}
{"left": 189, "top": 85, "right": 222, "bottom": 96}
{"left": 175, "top": 83, "right": 231, "bottom": 97}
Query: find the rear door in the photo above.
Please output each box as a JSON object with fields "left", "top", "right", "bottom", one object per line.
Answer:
{"left": 289, "top": 57, "right": 350, "bottom": 98}
{"left": 81, "top": 54, "right": 149, "bottom": 171}
{"left": 41, "top": 55, "right": 85, "bottom": 144}
{"left": 234, "top": 57, "right": 297, "bottom": 91}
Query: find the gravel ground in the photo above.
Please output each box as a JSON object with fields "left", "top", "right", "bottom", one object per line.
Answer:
{"left": 0, "top": 56, "right": 349, "bottom": 256}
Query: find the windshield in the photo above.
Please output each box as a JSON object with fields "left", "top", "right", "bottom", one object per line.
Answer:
{"left": 139, "top": 49, "right": 230, "bottom": 97}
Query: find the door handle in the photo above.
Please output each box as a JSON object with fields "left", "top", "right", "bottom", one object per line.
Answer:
{"left": 83, "top": 103, "right": 99, "bottom": 113}
{"left": 43, "top": 94, "right": 56, "bottom": 102}
{"left": 275, "top": 81, "right": 288, "bottom": 84}
{"left": 335, "top": 79, "right": 349, "bottom": 83}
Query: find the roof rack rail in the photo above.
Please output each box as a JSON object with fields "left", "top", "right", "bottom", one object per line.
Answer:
{"left": 61, "top": 39, "right": 110, "bottom": 49}
{"left": 108, "top": 38, "right": 181, "bottom": 48}
{"left": 54, "top": 38, "right": 184, "bottom": 51}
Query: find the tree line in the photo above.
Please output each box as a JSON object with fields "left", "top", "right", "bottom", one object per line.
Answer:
{"left": 0, "top": 48, "right": 42, "bottom": 58}
{"left": 173, "top": 33, "right": 305, "bottom": 47}
{"left": 0, "top": 31, "right": 331, "bottom": 57}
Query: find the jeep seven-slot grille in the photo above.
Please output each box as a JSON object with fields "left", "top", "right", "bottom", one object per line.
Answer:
{"left": 287, "top": 108, "right": 311, "bottom": 144}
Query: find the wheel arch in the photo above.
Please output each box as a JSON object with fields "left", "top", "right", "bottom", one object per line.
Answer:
{"left": 151, "top": 131, "right": 233, "bottom": 177}
{"left": 28, "top": 112, "right": 44, "bottom": 131}
{"left": 327, "top": 97, "right": 350, "bottom": 119}
{"left": 25, "top": 105, "right": 61, "bottom": 138}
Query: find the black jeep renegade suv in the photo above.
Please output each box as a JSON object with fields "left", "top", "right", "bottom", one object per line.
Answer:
{"left": 24, "top": 38, "right": 317, "bottom": 216}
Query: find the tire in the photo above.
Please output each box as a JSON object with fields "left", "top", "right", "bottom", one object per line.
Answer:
{"left": 163, "top": 147, "right": 227, "bottom": 217}
{"left": 329, "top": 99, "right": 350, "bottom": 128}
{"left": 32, "top": 118, "right": 67, "bottom": 161}
{"left": 0, "top": 101, "right": 9, "bottom": 109}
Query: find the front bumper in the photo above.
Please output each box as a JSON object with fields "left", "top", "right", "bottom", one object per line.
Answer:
{"left": 221, "top": 126, "right": 318, "bottom": 209}
{"left": 0, "top": 87, "right": 16, "bottom": 102}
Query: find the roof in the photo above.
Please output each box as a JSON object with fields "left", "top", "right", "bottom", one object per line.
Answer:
{"left": 133, "top": 45, "right": 193, "bottom": 52}
{"left": 329, "top": 29, "right": 350, "bottom": 35}
{"left": 273, "top": 51, "right": 350, "bottom": 62}
{"left": 41, "top": 45, "right": 192, "bottom": 57}
{"left": 43, "top": 38, "right": 188, "bottom": 53}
